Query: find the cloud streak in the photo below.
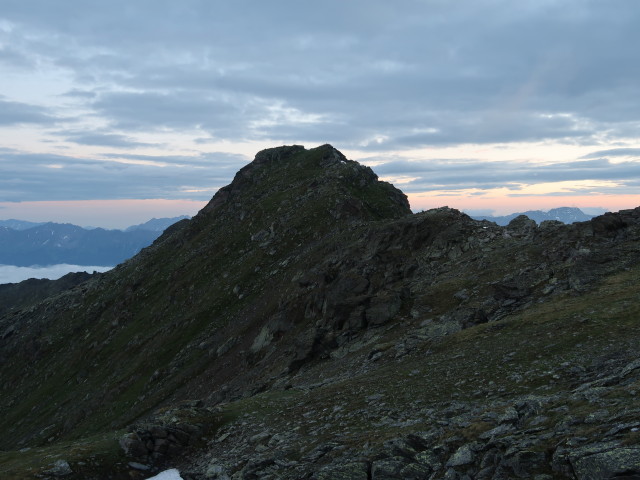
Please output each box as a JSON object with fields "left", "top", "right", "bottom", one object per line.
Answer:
{"left": 371, "top": 156, "right": 640, "bottom": 194}
{"left": 60, "top": 131, "right": 156, "bottom": 148}
{"left": 0, "top": 98, "right": 57, "bottom": 125}
{"left": 581, "top": 148, "right": 640, "bottom": 159}
{"left": 0, "top": 150, "right": 248, "bottom": 202}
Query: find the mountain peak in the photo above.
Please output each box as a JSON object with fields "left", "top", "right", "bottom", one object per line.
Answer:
{"left": 201, "top": 144, "right": 410, "bottom": 221}
{"left": 253, "top": 144, "right": 307, "bottom": 164}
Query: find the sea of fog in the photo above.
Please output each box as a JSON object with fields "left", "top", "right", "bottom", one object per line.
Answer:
{"left": 0, "top": 264, "right": 113, "bottom": 284}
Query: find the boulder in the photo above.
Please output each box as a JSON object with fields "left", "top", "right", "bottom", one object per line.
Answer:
{"left": 571, "top": 447, "right": 640, "bottom": 480}
{"left": 446, "top": 443, "right": 476, "bottom": 467}
{"left": 43, "top": 459, "right": 73, "bottom": 477}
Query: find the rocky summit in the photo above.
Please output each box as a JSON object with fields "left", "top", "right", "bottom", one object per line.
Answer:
{"left": 1, "top": 144, "right": 639, "bottom": 480}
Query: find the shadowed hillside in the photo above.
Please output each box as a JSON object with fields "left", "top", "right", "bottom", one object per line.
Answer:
{"left": 0, "top": 271, "right": 94, "bottom": 318}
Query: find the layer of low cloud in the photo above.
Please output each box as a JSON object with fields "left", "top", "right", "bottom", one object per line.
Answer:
{"left": 369, "top": 156, "right": 640, "bottom": 195}
{"left": 60, "top": 131, "right": 155, "bottom": 148}
{"left": 0, "top": 149, "right": 248, "bottom": 202}
{"left": 581, "top": 148, "right": 640, "bottom": 159}
{"left": 0, "top": 97, "right": 56, "bottom": 125}
{"left": 0, "top": 264, "right": 112, "bottom": 284}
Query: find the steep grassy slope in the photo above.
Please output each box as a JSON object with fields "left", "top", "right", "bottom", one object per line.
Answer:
{"left": 0, "top": 272, "right": 93, "bottom": 317}
{"left": 0, "top": 145, "right": 410, "bottom": 449}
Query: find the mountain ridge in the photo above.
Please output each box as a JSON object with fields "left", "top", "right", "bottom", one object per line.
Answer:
{"left": 0, "top": 217, "right": 189, "bottom": 268}
{"left": 0, "top": 219, "right": 47, "bottom": 231}
{"left": 1, "top": 145, "right": 639, "bottom": 479}
{"left": 471, "top": 207, "right": 596, "bottom": 226}
{"left": 124, "top": 216, "right": 190, "bottom": 233}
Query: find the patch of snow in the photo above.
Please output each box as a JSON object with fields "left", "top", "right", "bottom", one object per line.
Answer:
{"left": 146, "top": 469, "right": 183, "bottom": 480}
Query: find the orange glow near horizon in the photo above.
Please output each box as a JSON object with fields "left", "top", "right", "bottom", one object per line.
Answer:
{"left": 0, "top": 199, "right": 208, "bottom": 229}
{"left": 2, "top": 193, "right": 638, "bottom": 231}
{"left": 407, "top": 192, "right": 640, "bottom": 215}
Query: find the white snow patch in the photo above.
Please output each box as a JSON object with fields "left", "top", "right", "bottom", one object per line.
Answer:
{"left": 146, "top": 469, "right": 183, "bottom": 480}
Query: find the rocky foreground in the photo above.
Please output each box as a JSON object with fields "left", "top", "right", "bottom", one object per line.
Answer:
{"left": 0, "top": 145, "right": 639, "bottom": 479}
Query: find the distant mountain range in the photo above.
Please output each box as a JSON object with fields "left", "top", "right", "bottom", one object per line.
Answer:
{"left": 471, "top": 207, "right": 596, "bottom": 226}
{"left": 0, "top": 219, "right": 46, "bottom": 230}
{"left": 124, "top": 215, "right": 189, "bottom": 232}
{"left": 0, "top": 216, "right": 189, "bottom": 267}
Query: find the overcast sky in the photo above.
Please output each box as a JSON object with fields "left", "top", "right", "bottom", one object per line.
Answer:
{"left": 1, "top": 0, "right": 640, "bottom": 227}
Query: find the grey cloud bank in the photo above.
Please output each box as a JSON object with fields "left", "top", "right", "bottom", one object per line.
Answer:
{"left": 581, "top": 148, "right": 640, "bottom": 159}
{"left": 372, "top": 157, "right": 640, "bottom": 193}
{"left": 0, "top": 98, "right": 56, "bottom": 125}
{"left": 60, "top": 131, "right": 156, "bottom": 148}
{"left": 0, "top": 0, "right": 639, "bottom": 210}
{"left": 0, "top": 150, "right": 247, "bottom": 202}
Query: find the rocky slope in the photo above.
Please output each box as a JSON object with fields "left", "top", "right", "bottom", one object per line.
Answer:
{"left": 0, "top": 271, "right": 95, "bottom": 318}
{"left": 0, "top": 145, "right": 639, "bottom": 479}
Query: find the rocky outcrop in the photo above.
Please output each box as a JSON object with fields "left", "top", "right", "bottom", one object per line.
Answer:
{"left": 120, "top": 403, "right": 220, "bottom": 470}
{"left": 174, "top": 353, "right": 640, "bottom": 479}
